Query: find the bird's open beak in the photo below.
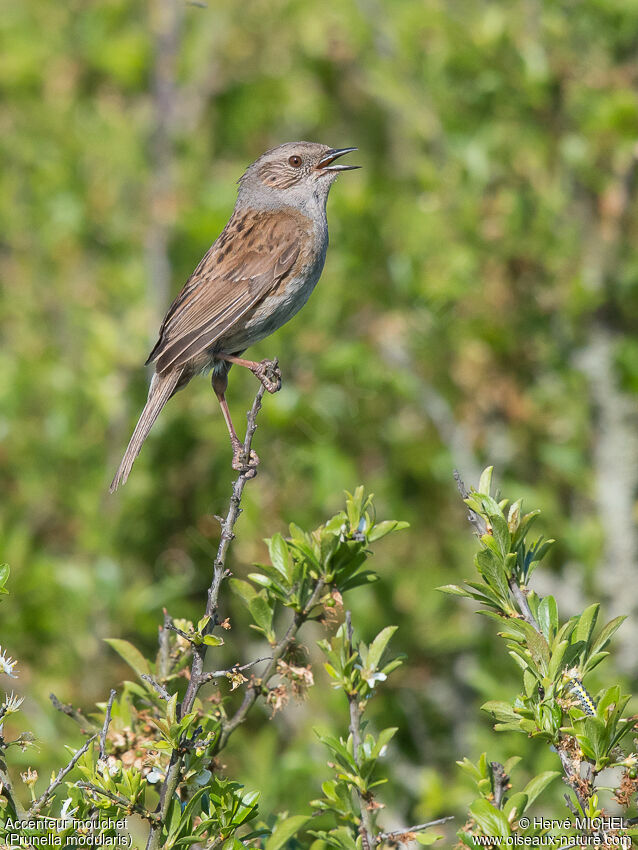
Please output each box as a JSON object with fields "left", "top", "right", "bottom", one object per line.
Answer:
{"left": 316, "top": 147, "right": 360, "bottom": 172}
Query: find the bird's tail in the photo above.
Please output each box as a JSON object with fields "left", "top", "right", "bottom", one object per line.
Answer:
{"left": 109, "top": 370, "right": 182, "bottom": 493}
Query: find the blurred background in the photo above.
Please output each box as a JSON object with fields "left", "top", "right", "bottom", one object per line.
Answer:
{"left": 1, "top": 0, "right": 638, "bottom": 839}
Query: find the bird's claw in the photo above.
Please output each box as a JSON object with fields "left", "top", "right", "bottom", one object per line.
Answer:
{"left": 254, "top": 359, "right": 282, "bottom": 394}
{"left": 232, "top": 446, "right": 260, "bottom": 478}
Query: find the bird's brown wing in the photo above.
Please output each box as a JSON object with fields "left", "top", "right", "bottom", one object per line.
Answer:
{"left": 147, "top": 210, "right": 303, "bottom": 375}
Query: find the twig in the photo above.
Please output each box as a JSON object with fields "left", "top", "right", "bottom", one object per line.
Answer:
{"left": 557, "top": 748, "right": 588, "bottom": 817}
{"left": 157, "top": 609, "right": 173, "bottom": 680}
{"left": 49, "top": 693, "right": 98, "bottom": 734}
{"left": 29, "top": 734, "right": 97, "bottom": 816}
{"left": 214, "top": 577, "right": 325, "bottom": 752}
{"left": 490, "top": 761, "right": 508, "bottom": 809}
{"left": 99, "top": 690, "right": 116, "bottom": 760}
{"left": 346, "top": 611, "right": 375, "bottom": 850}
{"left": 507, "top": 578, "right": 541, "bottom": 631}
{"left": 165, "top": 622, "right": 197, "bottom": 643}
{"left": 141, "top": 675, "right": 171, "bottom": 701}
{"left": 199, "top": 656, "right": 272, "bottom": 685}
{"left": 146, "top": 385, "right": 266, "bottom": 850}
{"left": 375, "top": 816, "right": 455, "bottom": 843}
{"left": 77, "top": 781, "right": 157, "bottom": 822}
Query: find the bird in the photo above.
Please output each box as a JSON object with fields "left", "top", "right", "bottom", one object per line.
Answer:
{"left": 110, "top": 142, "right": 359, "bottom": 492}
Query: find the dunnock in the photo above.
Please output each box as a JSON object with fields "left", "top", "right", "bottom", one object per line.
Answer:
{"left": 110, "top": 142, "right": 358, "bottom": 491}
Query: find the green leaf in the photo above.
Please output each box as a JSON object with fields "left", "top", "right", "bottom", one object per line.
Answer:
{"left": 367, "top": 626, "right": 398, "bottom": 670}
{"left": 589, "top": 616, "right": 626, "bottom": 657}
{"left": 265, "top": 815, "right": 310, "bottom": 850}
{"left": 489, "top": 513, "right": 511, "bottom": 560}
{"left": 537, "top": 596, "right": 558, "bottom": 640}
{"left": 478, "top": 467, "right": 494, "bottom": 496}
{"left": 0, "top": 563, "right": 9, "bottom": 588}
{"left": 230, "top": 579, "right": 258, "bottom": 604}
{"left": 475, "top": 550, "right": 510, "bottom": 601}
{"left": 583, "top": 651, "right": 609, "bottom": 673}
{"left": 247, "top": 573, "right": 273, "bottom": 588}
{"left": 221, "top": 840, "right": 244, "bottom": 850}
{"left": 503, "top": 756, "right": 522, "bottom": 775}
{"left": 249, "top": 597, "right": 274, "bottom": 635}
{"left": 505, "top": 792, "right": 528, "bottom": 821}
{"left": 367, "top": 520, "right": 409, "bottom": 542}
{"left": 548, "top": 640, "right": 569, "bottom": 681}
{"left": 166, "top": 692, "right": 178, "bottom": 727}
{"left": 521, "top": 772, "right": 560, "bottom": 808}
{"left": 575, "top": 604, "right": 599, "bottom": 648}
{"left": 267, "top": 534, "right": 292, "bottom": 582}
{"left": 415, "top": 833, "right": 443, "bottom": 845}
{"left": 104, "top": 638, "right": 150, "bottom": 678}
{"left": 203, "top": 634, "right": 224, "bottom": 647}
{"left": 339, "top": 571, "right": 379, "bottom": 592}
{"left": 437, "top": 584, "right": 472, "bottom": 597}
{"left": 469, "top": 799, "right": 511, "bottom": 839}
{"left": 373, "top": 726, "right": 397, "bottom": 757}
{"left": 481, "top": 701, "right": 521, "bottom": 724}
{"left": 524, "top": 625, "right": 550, "bottom": 676}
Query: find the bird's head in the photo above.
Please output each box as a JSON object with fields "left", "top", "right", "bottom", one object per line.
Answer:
{"left": 237, "top": 142, "right": 359, "bottom": 214}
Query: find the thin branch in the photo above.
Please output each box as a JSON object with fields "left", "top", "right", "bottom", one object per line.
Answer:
{"left": 146, "top": 385, "right": 266, "bottom": 850}
{"left": 507, "top": 578, "right": 541, "bottom": 631}
{"left": 49, "top": 693, "right": 98, "bottom": 734}
{"left": 199, "top": 656, "right": 272, "bottom": 685}
{"left": 141, "top": 675, "right": 171, "bottom": 701}
{"left": 557, "top": 748, "right": 588, "bottom": 817}
{"left": 214, "top": 577, "right": 325, "bottom": 752}
{"left": 166, "top": 622, "right": 197, "bottom": 644}
{"left": 29, "top": 734, "right": 97, "bottom": 816}
{"left": 346, "top": 611, "right": 375, "bottom": 850}
{"left": 375, "top": 816, "right": 455, "bottom": 843}
{"left": 77, "top": 782, "right": 157, "bottom": 822}
{"left": 490, "top": 761, "right": 508, "bottom": 809}
{"left": 99, "top": 690, "right": 116, "bottom": 760}
{"left": 157, "top": 609, "right": 173, "bottom": 680}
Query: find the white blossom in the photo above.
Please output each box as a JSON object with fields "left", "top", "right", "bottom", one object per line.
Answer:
{"left": 0, "top": 646, "right": 18, "bottom": 679}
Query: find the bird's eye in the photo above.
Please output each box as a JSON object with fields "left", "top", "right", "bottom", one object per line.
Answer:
{"left": 288, "top": 155, "right": 302, "bottom": 167}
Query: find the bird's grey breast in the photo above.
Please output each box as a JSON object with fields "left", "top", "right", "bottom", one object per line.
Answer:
{"left": 220, "top": 213, "right": 328, "bottom": 353}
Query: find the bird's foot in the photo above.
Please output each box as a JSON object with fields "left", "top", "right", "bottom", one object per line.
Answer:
{"left": 231, "top": 444, "right": 260, "bottom": 479}
{"left": 253, "top": 359, "right": 282, "bottom": 394}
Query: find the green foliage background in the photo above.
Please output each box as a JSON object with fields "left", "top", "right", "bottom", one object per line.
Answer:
{"left": 1, "top": 0, "right": 637, "bottom": 840}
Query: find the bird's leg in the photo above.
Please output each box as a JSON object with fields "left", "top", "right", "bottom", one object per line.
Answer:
{"left": 212, "top": 371, "right": 259, "bottom": 475}
{"left": 214, "top": 354, "right": 282, "bottom": 394}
